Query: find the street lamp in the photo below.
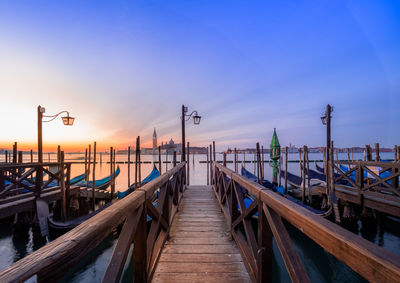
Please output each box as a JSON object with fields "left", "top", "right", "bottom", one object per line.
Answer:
{"left": 37, "top": 105, "right": 75, "bottom": 163}
{"left": 181, "top": 105, "right": 201, "bottom": 162}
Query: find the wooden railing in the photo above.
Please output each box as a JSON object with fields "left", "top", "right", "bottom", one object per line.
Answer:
{"left": 212, "top": 162, "right": 400, "bottom": 283}
{"left": 331, "top": 160, "right": 400, "bottom": 217}
{"left": 0, "top": 162, "right": 186, "bottom": 283}
{"left": 0, "top": 162, "right": 72, "bottom": 197}
{"left": 334, "top": 160, "right": 400, "bottom": 193}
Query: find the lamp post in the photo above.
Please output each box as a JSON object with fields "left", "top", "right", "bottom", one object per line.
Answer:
{"left": 181, "top": 105, "right": 201, "bottom": 162}
{"left": 320, "top": 104, "right": 333, "bottom": 168}
{"left": 37, "top": 105, "right": 75, "bottom": 163}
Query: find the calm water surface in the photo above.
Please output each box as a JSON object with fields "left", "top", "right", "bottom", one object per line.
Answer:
{"left": 0, "top": 152, "right": 398, "bottom": 282}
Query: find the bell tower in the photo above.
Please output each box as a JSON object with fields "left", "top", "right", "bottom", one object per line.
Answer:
{"left": 153, "top": 128, "right": 157, "bottom": 149}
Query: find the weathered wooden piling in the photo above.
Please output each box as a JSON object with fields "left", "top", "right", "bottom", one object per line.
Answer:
{"left": 60, "top": 151, "right": 67, "bottom": 220}
{"left": 12, "top": 142, "right": 17, "bottom": 163}
{"left": 302, "top": 146, "right": 306, "bottom": 203}
{"left": 4, "top": 151, "right": 8, "bottom": 163}
{"left": 305, "top": 146, "right": 310, "bottom": 189}
{"left": 137, "top": 136, "right": 141, "bottom": 187}
{"left": 30, "top": 149, "right": 33, "bottom": 163}
{"left": 87, "top": 144, "right": 91, "bottom": 191}
{"left": 110, "top": 147, "right": 114, "bottom": 198}
{"left": 223, "top": 152, "right": 227, "bottom": 167}
{"left": 285, "top": 146, "right": 288, "bottom": 193}
{"left": 375, "top": 143, "right": 380, "bottom": 161}
{"left": 206, "top": 146, "right": 210, "bottom": 185}
{"left": 256, "top": 142, "right": 261, "bottom": 183}
{"left": 261, "top": 145, "right": 265, "bottom": 180}
{"left": 187, "top": 142, "right": 190, "bottom": 185}
{"left": 128, "top": 146, "right": 131, "bottom": 187}
{"left": 158, "top": 146, "right": 162, "bottom": 174}
{"left": 212, "top": 141, "right": 216, "bottom": 162}
{"left": 234, "top": 148, "right": 238, "bottom": 173}
{"left": 173, "top": 150, "right": 177, "bottom": 167}
{"left": 92, "top": 142, "right": 97, "bottom": 210}
{"left": 113, "top": 148, "right": 116, "bottom": 194}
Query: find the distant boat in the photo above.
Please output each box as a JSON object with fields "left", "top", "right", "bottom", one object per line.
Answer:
{"left": 241, "top": 167, "right": 328, "bottom": 216}
{"left": 75, "top": 167, "right": 120, "bottom": 190}
{"left": 117, "top": 166, "right": 160, "bottom": 199}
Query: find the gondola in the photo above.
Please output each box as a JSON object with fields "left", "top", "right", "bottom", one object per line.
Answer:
{"left": 48, "top": 202, "right": 113, "bottom": 230}
{"left": 241, "top": 167, "right": 329, "bottom": 216}
{"left": 117, "top": 166, "right": 160, "bottom": 199}
{"left": 75, "top": 166, "right": 121, "bottom": 190}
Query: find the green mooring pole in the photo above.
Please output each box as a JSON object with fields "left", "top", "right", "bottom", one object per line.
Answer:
{"left": 270, "top": 128, "right": 281, "bottom": 185}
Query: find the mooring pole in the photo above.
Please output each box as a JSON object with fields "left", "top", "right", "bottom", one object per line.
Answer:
{"left": 187, "top": 142, "right": 190, "bottom": 185}
{"left": 92, "top": 142, "right": 96, "bottom": 210}
{"left": 128, "top": 146, "right": 131, "bottom": 186}
{"left": 181, "top": 105, "right": 186, "bottom": 162}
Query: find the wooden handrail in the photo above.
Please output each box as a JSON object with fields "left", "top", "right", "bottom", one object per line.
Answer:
{"left": 212, "top": 162, "right": 400, "bottom": 282}
{"left": 0, "top": 162, "right": 186, "bottom": 282}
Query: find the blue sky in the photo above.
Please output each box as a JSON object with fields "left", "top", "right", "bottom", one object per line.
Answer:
{"left": 0, "top": 0, "right": 399, "bottom": 150}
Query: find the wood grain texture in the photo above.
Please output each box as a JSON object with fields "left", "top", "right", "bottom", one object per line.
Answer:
{"left": 151, "top": 185, "right": 251, "bottom": 283}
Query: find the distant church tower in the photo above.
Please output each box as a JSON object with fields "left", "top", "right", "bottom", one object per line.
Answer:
{"left": 153, "top": 128, "right": 157, "bottom": 149}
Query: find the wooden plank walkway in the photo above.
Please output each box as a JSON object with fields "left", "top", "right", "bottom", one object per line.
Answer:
{"left": 152, "top": 185, "right": 251, "bottom": 283}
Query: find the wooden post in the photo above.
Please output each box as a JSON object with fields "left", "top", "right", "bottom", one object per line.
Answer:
{"left": 48, "top": 152, "right": 50, "bottom": 162}
{"left": 306, "top": 146, "right": 310, "bottom": 189}
{"left": 302, "top": 146, "right": 306, "bottom": 203}
{"left": 193, "top": 152, "right": 195, "bottom": 166}
{"left": 30, "top": 149, "right": 33, "bottom": 163}
{"left": 84, "top": 148, "right": 88, "bottom": 182}
{"left": 138, "top": 137, "right": 141, "bottom": 187}
{"left": 110, "top": 147, "right": 113, "bottom": 197}
{"left": 223, "top": 152, "right": 227, "bottom": 167}
{"left": 173, "top": 151, "right": 177, "bottom": 167}
{"left": 87, "top": 144, "right": 91, "bottom": 190}
{"left": 212, "top": 141, "right": 216, "bottom": 163}
{"left": 368, "top": 145, "right": 372, "bottom": 161}
{"left": 278, "top": 155, "right": 282, "bottom": 187}
{"left": 57, "top": 146, "right": 61, "bottom": 186}
{"left": 13, "top": 142, "right": 17, "bottom": 163}
{"left": 5, "top": 151, "right": 8, "bottom": 163}
{"left": 133, "top": 205, "right": 147, "bottom": 282}
{"left": 285, "top": 146, "right": 288, "bottom": 194}
{"left": 299, "top": 147, "right": 303, "bottom": 182}
{"left": 187, "top": 142, "right": 190, "bottom": 185}
{"left": 261, "top": 145, "right": 265, "bottom": 180}
{"left": 323, "top": 147, "right": 327, "bottom": 175}
{"left": 394, "top": 145, "right": 398, "bottom": 162}
{"left": 113, "top": 149, "right": 116, "bottom": 194}
{"left": 92, "top": 142, "right": 96, "bottom": 210}
{"left": 347, "top": 148, "right": 351, "bottom": 170}
{"left": 207, "top": 147, "right": 210, "bottom": 185}
{"left": 234, "top": 148, "right": 237, "bottom": 173}
{"left": 375, "top": 143, "right": 380, "bottom": 162}
{"left": 258, "top": 200, "right": 272, "bottom": 283}
{"left": 158, "top": 146, "right": 162, "bottom": 175}
{"left": 256, "top": 143, "right": 260, "bottom": 183}
{"left": 100, "top": 152, "right": 102, "bottom": 164}
{"left": 135, "top": 138, "right": 138, "bottom": 188}
{"left": 128, "top": 146, "right": 131, "bottom": 186}
{"left": 209, "top": 144, "right": 213, "bottom": 179}
{"left": 243, "top": 150, "right": 246, "bottom": 168}
{"left": 60, "top": 151, "right": 67, "bottom": 221}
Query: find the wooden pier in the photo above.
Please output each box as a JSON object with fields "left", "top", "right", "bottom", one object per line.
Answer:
{"left": 0, "top": 161, "right": 400, "bottom": 282}
{"left": 152, "top": 185, "right": 251, "bottom": 282}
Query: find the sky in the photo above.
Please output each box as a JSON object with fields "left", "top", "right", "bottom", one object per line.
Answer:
{"left": 0, "top": 0, "right": 399, "bottom": 151}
